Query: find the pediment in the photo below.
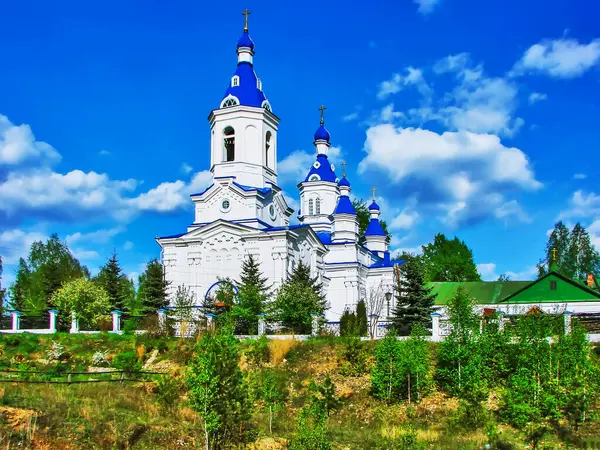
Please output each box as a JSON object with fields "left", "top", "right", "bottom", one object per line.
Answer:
{"left": 185, "top": 219, "right": 256, "bottom": 240}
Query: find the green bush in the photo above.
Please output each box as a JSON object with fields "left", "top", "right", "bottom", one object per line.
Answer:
{"left": 155, "top": 375, "right": 182, "bottom": 409}
{"left": 247, "top": 335, "right": 270, "bottom": 366}
{"left": 112, "top": 351, "right": 141, "bottom": 372}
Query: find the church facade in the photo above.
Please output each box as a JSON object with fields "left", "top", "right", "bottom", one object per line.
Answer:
{"left": 156, "top": 18, "right": 403, "bottom": 322}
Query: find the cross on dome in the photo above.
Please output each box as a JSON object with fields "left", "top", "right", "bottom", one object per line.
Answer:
{"left": 242, "top": 9, "right": 251, "bottom": 31}
{"left": 371, "top": 187, "right": 377, "bottom": 201}
{"left": 319, "top": 105, "right": 326, "bottom": 125}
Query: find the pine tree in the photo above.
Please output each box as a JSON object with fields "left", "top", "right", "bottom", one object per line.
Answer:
{"left": 138, "top": 259, "right": 170, "bottom": 311}
{"left": 288, "top": 261, "right": 326, "bottom": 302}
{"left": 390, "top": 258, "right": 436, "bottom": 335}
{"left": 564, "top": 223, "right": 600, "bottom": 281}
{"left": 233, "top": 254, "right": 270, "bottom": 334}
{"left": 94, "top": 250, "right": 129, "bottom": 312}
{"left": 9, "top": 258, "right": 30, "bottom": 311}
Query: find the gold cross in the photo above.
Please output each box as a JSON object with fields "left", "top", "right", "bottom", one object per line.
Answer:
{"left": 371, "top": 187, "right": 377, "bottom": 201}
{"left": 242, "top": 9, "right": 251, "bottom": 31}
{"left": 551, "top": 247, "right": 557, "bottom": 262}
{"left": 341, "top": 161, "right": 347, "bottom": 177}
{"left": 318, "top": 105, "right": 326, "bottom": 125}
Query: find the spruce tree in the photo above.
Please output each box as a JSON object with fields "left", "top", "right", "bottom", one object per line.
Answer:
{"left": 288, "top": 261, "right": 326, "bottom": 302}
{"left": 537, "top": 221, "right": 570, "bottom": 277}
{"left": 356, "top": 299, "right": 368, "bottom": 337}
{"left": 94, "top": 250, "right": 129, "bottom": 311}
{"left": 8, "top": 258, "right": 30, "bottom": 311}
{"left": 390, "top": 258, "right": 436, "bottom": 335}
{"left": 564, "top": 223, "right": 600, "bottom": 281}
{"left": 233, "top": 254, "right": 270, "bottom": 334}
{"left": 138, "top": 259, "right": 169, "bottom": 311}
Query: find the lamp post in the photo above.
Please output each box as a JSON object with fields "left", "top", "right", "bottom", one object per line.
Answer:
{"left": 385, "top": 291, "right": 392, "bottom": 319}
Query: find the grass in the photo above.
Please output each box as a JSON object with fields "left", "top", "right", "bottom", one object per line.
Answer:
{"left": 0, "top": 334, "right": 599, "bottom": 449}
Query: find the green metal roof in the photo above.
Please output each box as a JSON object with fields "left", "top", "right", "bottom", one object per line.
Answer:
{"left": 428, "top": 281, "right": 530, "bottom": 305}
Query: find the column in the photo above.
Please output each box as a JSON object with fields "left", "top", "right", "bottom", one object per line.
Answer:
{"left": 11, "top": 311, "right": 22, "bottom": 332}
{"left": 70, "top": 311, "right": 80, "bottom": 334}
{"left": 498, "top": 311, "right": 505, "bottom": 332}
{"left": 311, "top": 313, "right": 320, "bottom": 337}
{"left": 564, "top": 311, "right": 573, "bottom": 335}
{"left": 48, "top": 309, "right": 58, "bottom": 332}
{"left": 258, "top": 313, "right": 266, "bottom": 336}
{"left": 430, "top": 312, "right": 441, "bottom": 342}
{"left": 157, "top": 308, "right": 167, "bottom": 332}
{"left": 111, "top": 310, "right": 123, "bottom": 334}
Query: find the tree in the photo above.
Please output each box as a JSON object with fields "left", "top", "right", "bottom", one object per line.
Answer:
{"left": 339, "top": 309, "right": 357, "bottom": 337}
{"left": 52, "top": 278, "right": 110, "bottom": 327}
{"left": 353, "top": 198, "right": 391, "bottom": 244}
{"left": 564, "top": 223, "right": 600, "bottom": 281}
{"left": 355, "top": 299, "right": 368, "bottom": 337}
{"left": 186, "top": 325, "right": 250, "bottom": 449}
{"left": 421, "top": 233, "right": 481, "bottom": 282}
{"left": 123, "top": 278, "right": 140, "bottom": 315}
{"left": 233, "top": 254, "right": 270, "bottom": 334}
{"left": 259, "top": 369, "right": 288, "bottom": 435}
{"left": 271, "top": 281, "right": 325, "bottom": 334}
{"left": 288, "top": 261, "right": 326, "bottom": 303}
{"left": 8, "top": 234, "right": 88, "bottom": 313}
{"left": 390, "top": 257, "right": 436, "bottom": 335}
{"left": 497, "top": 273, "right": 511, "bottom": 281}
{"left": 172, "top": 284, "right": 196, "bottom": 322}
{"left": 371, "top": 330, "right": 404, "bottom": 402}
{"left": 94, "top": 251, "right": 130, "bottom": 312}
{"left": 137, "top": 259, "right": 169, "bottom": 311}
{"left": 537, "top": 221, "right": 570, "bottom": 278}
{"left": 365, "top": 281, "right": 387, "bottom": 339}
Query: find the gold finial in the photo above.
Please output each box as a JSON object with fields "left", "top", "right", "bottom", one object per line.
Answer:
{"left": 341, "top": 161, "right": 347, "bottom": 177}
{"left": 371, "top": 187, "right": 377, "bottom": 201}
{"left": 551, "top": 247, "right": 557, "bottom": 262}
{"left": 318, "top": 105, "right": 326, "bottom": 125}
{"left": 242, "top": 9, "right": 251, "bottom": 31}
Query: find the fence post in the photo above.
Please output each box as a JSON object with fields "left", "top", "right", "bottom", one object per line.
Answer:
{"left": 48, "top": 309, "right": 59, "bottom": 333}
{"left": 11, "top": 310, "right": 22, "bottom": 332}
{"left": 430, "top": 312, "right": 441, "bottom": 342}
{"left": 311, "top": 313, "right": 319, "bottom": 337}
{"left": 111, "top": 310, "right": 123, "bottom": 334}
{"left": 157, "top": 308, "right": 167, "bottom": 332}
{"left": 70, "top": 311, "right": 80, "bottom": 334}
{"left": 205, "top": 313, "right": 215, "bottom": 330}
{"left": 498, "top": 311, "right": 505, "bottom": 332}
{"left": 564, "top": 311, "right": 573, "bottom": 335}
{"left": 258, "top": 313, "right": 266, "bottom": 336}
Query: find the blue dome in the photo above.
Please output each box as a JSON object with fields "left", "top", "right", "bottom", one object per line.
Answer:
{"left": 304, "top": 154, "right": 337, "bottom": 183}
{"left": 369, "top": 200, "right": 380, "bottom": 211}
{"left": 237, "top": 31, "right": 255, "bottom": 50}
{"left": 338, "top": 177, "right": 350, "bottom": 187}
{"left": 333, "top": 195, "right": 356, "bottom": 215}
{"left": 221, "top": 62, "right": 268, "bottom": 109}
{"left": 314, "top": 124, "right": 331, "bottom": 142}
{"left": 365, "top": 218, "right": 386, "bottom": 237}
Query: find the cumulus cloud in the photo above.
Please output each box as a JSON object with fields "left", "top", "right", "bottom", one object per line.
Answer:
{"left": 377, "top": 67, "right": 432, "bottom": 100}
{"left": 0, "top": 115, "right": 60, "bottom": 166}
{"left": 414, "top": 0, "right": 442, "bottom": 15}
{"left": 559, "top": 190, "right": 600, "bottom": 220}
{"left": 528, "top": 92, "right": 548, "bottom": 104}
{"left": 477, "top": 263, "right": 497, "bottom": 281}
{"left": 342, "top": 112, "right": 360, "bottom": 122}
{"left": 358, "top": 125, "right": 541, "bottom": 226}
{"left": 66, "top": 226, "right": 126, "bottom": 246}
{"left": 573, "top": 173, "right": 587, "bottom": 180}
{"left": 180, "top": 162, "right": 193, "bottom": 174}
{"left": 389, "top": 208, "right": 420, "bottom": 230}
{"left": 0, "top": 228, "right": 47, "bottom": 264}
{"left": 123, "top": 241, "right": 135, "bottom": 250}
{"left": 513, "top": 38, "right": 600, "bottom": 78}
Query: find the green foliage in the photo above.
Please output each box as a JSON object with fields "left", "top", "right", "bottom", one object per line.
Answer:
{"left": 421, "top": 233, "right": 481, "bottom": 282}
{"left": 232, "top": 254, "right": 270, "bottom": 334}
{"left": 309, "top": 376, "right": 340, "bottom": 417}
{"left": 155, "top": 375, "right": 183, "bottom": 410}
{"left": 339, "top": 309, "right": 358, "bottom": 337}
{"left": 93, "top": 251, "right": 131, "bottom": 312}
{"left": 339, "top": 335, "right": 367, "bottom": 376}
{"left": 538, "top": 221, "right": 600, "bottom": 281}
{"left": 137, "top": 259, "right": 169, "bottom": 312}
{"left": 8, "top": 234, "right": 89, "bottom": 313}
{"left": 186, "top": 325, "right": 250, "bottom": 449}
{"left": 390, "top": 257, "right": 436, "bottom": 335}
{"left": 353, "top": 198, "right": 391, "bottom": 245}
{"left": 355, "top": 300, "right": 368, "bottom": 337}
{"left": 271, "top": 262, "right": 328, "bottom": 334}
{"left": 172, "top": 284, "right": 196, "bottom": 322}
{"left": 247, "top": 335, "right": 270, "bottom": 366}
{"left": 112, "top": 351, "right": 141, "bottom": 372}
{"left": 52, "top": 278, "right": 111, "bottom": 327}
{"left": 258, "top": 369, "right": 288, "bottom": 434}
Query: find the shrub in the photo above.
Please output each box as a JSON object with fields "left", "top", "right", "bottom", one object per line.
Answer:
{"left": 92, "top": 350, "right": 109, "bottom": 367}
{"left": 155, "top": 375, "right": 182, "bottom": 409}
{"left": 247, "top": 335, "right": 270, "bottom": 366}
{"left": 46, "top": 341, "right": 66, "bottom": 361}
{"left": 112, "top": 351, "right": 141, "bottom": 372}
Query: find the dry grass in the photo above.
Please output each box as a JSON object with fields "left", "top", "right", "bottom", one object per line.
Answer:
{"left": 268, "top": 338, "right": 297, "bottom": 364}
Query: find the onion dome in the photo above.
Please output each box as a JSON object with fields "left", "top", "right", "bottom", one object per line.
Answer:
{"left": 304, "top": 154, "right": 337, "bottom": 182}
{"left": 314, "top": 124, "right": 331, "bottom": 142}
{"left": 338, "top": 176, "right": 351, "bottom": 188}
{"left": 237, "top": 30, "right": 255, "bottom": 50}
{"left": 365, "top": 218, "right": 386, "bottom": 236}
{"left": 369, "top": 200, "right": 380, "bottom": 211}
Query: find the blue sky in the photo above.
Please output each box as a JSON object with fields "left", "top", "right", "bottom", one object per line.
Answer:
{"left": 1, "top": 0, "right": 600, "bottom": 285}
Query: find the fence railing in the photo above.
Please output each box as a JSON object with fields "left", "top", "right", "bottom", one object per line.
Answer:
{"left": 0, "top": 368, "right": 165, "bottom": 384}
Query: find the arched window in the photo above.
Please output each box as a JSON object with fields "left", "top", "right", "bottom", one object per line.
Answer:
{"left": 308, "top": 199, "right": 314, "bottom": 215}
{"left": 221, "top": 96, "right": 239, "bottom": 108}
{"left": 316, "top": 197, "right": 321, "bottom": 214}
{"left": 265, "top": 131, "right": 272, "bottom": 168}
{"left": 309, "top": 174, "right": 320, "bottom": 182}
{"left": 223, "top": 126, "right": 235, "bottom": 162}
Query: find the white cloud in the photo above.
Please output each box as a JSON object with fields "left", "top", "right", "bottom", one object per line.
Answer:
{"left": 559, "top": 190, "right": 600, "bottom": 220}
{"left": 389, "top": 209, "right": 420, "bottom": 230}
{"left": 181, "top": 162, "right": 193, "bottom": 174}
{"left": 359, "top": 125, "right": 541, "bottom": 226}
{"left": 514, "top": 37, "right": 600, "bottom": 78}
{"left": 377, "top": 67, "right": 431, "bottom": 100}
{"left": 573, "top": 173, "right": 587, "bottom": 180}
{"left": 528, "top": 92, "right": 547, "bottom": 104}
{"left": 414, "top": 0, "right": 441, "bottom": 15}
{"left": 66, "top": 226, "right": 126, "bottom": 246}
{"left": 505, "top": 265, "right": 538, "bottom": 281}
{"left": 98, "top": 149, "right": 111, "bottom": 157}
{"left": 494, "top": 200, "right": 532, "bottom": 224}
{"left": 123, "top": 241, "right": 134, "bottom": 250}
{"left": 278, "top": 147, "right": 343, "bottom": 184}
{"left": 71, "top": 249, "right": 100, "bottom": 261}
{"left": 477, "top": 263, "right": 497, "bottom": 281}
{"left": 0, "top": 229, "right": 47, "bottom": 264}
{"left": 342, "top": 112, "right": 360, "bottom": 122}
{"left": 0, "top": 115, "right": 60, "bottom": 167}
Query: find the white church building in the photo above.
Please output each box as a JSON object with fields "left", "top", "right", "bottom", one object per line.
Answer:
{"left": 156, "top": 17, "right": 403, "bottom": 322}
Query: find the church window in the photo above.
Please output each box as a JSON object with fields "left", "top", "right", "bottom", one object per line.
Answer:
{"left": 550, "top": 280, "right": 557, "bottom": 291}
{"left": 223, "top": 127, "right": 235, "bottom": 162}
{"left": 231, "top": 75, "right": 240, "bottom": 87}
{"left": 308, "top": 199, "right": 314, "bottom": 215}
{"left": 262, "top": 100, "right": 272, "bottom": 111}
{"left": 309, "top": 174, "right": 320, "bottom": 182}
{"left": 265, "top": 131, "right": 272, "bottom": 168}
{"left": 257, "top": 78, "right": 262, "bottom": 90}
{"left": 222, "top": 199, "right": 230, "bottom": 210}
{"left": 269, "top": 204, "right": 276, "bottom": 219}
{"left": 316, "top": 197, "right": 321, "bottom": 214}
{"left": 221, "top": 96, "right": 239, "bottom": 108}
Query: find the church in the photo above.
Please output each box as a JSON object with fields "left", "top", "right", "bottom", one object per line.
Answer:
{"left": 156, "top": 14, "right": 403, "bottom": 322}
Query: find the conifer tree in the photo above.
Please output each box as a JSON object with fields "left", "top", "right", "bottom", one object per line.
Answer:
{"left": 233, "top": 254, "right": 270, "bottom": 334}
{"left": 356, "top": 299, "right": 368, "bottom": 337}
{"left": 288, "top": 261, "right": 326, "bottom": 302}
{"left": 390, "top": 258, "right": 436, "bottom": 335}
{"left": 137, "top": 259, "right": 169, "bottom": 311}
{"left": 564, "top": 223, "right": 600, "bottom": 281}
{"left": 94, "top": 250, "right": 129, "bottom": 312}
